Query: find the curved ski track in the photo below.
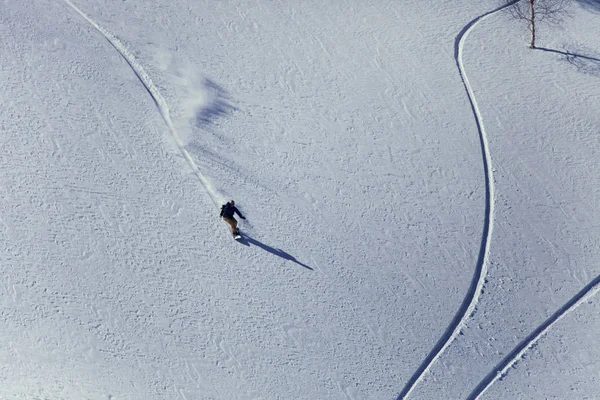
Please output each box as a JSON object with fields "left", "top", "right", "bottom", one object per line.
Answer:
{"left": 61, "top": 0, "right": 220, "bottom": 208}
{"left": 467, "top": 274, "right": 600, "bottom": 399}
{"left": 399, "top": 2, "right": 600, "bottom": 399}
{"left": 397, "top": 4, "right": 514, "bottom": 399}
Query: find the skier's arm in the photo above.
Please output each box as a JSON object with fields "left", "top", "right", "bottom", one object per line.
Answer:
{"left": 234, "top": 207, "right": 246, "bottom": 219}
{"left": 219, "top": 205, "right": 224, "bottom": 217}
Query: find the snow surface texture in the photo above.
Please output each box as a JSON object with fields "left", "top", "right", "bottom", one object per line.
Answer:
{"left": 1, "top": 1, "right": 599, "bottom": 399}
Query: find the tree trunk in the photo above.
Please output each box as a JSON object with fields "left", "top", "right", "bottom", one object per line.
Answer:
{"left": 529, "top": 0, "right": 536, "bottom": 48}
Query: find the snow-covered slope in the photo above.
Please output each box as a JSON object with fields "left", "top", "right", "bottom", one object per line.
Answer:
{"left": 1, "top": 0, "right": 598, "bottom": 399}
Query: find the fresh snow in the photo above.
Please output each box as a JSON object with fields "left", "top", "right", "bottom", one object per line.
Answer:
{"left": 1, "top": 1, "right": 599, "bottom": 399}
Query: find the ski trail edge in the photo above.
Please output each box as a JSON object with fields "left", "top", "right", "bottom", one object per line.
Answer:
{"left": 396, "top": 3, "right": 517, "bottom": 399}
{"left": 466, "top": 275, "right": 600, "bottom": 400}
{"left": 61, "top": 0, "right": 221, "bottom": 208}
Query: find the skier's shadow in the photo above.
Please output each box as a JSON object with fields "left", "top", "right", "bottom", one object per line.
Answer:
{"left": 238, "top": 234, "right": 313, "bottom": 270}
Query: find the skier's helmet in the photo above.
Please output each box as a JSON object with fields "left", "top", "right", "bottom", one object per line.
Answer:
{"left": 230, "top": 200, "right": 235, "bottom": 205}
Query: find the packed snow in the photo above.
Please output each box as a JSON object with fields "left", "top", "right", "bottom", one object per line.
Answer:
{"left": 1, "top": 0, "right": 599, "bottom": 399}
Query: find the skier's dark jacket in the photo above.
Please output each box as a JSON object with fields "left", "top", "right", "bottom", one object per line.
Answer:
{"left": 220, "top": 202, "right": 244, "bottom": 219}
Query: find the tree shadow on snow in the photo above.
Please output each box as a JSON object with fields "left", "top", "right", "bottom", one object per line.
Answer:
{"left": 195, "top": 79, "right": 237, "bottom": 129}
{"left": 237, "top": 234, "right": 313, "bottom": 271}
{"left": 537, "top": 47, "right": 600, "bottom": 77}
{"left": 575, "top": 0, "right": 600, "bottom": 13}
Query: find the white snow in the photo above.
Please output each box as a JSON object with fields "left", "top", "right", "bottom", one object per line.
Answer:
{"left": 1, "top": 1, "right": 599, "bottom": 399}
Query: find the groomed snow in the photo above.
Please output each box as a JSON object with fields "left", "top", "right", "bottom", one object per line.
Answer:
{"left": 1, "top": 1, "right": 599, "bottom": 399}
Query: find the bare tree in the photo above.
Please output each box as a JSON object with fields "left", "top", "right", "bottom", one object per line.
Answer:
{"left": 505, "top": 0, "right": 572, "bottom": 48}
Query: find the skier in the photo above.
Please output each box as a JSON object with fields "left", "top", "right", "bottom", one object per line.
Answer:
{"left": 220, "top": 200, "right": 246, "bottom": 236}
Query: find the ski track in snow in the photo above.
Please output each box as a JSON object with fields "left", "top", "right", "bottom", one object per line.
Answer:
{"left": 397, "top": 4, "right": 513, "bottom": 399}
{"left": 400, "top": 2, "right": 600, "bottom": 399}
{"left": 467, "top": 275, "right": 600, "bottom": 399}
{"left": 61, "top": 0, "right": 222, "bottom": 208}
